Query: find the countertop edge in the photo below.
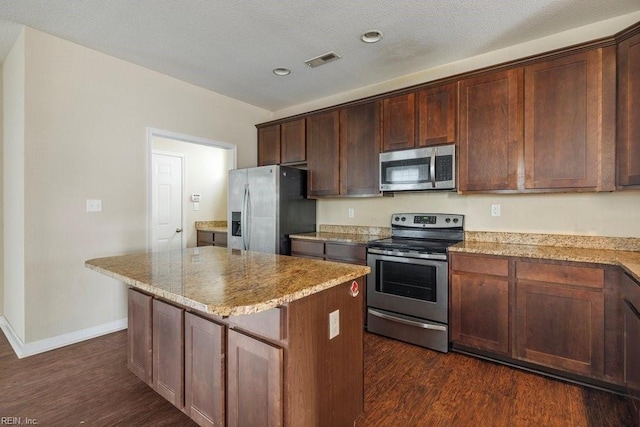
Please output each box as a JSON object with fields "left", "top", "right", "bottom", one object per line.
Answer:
{"left": 85, "top": 260, "right": 370, "bottom": 317}
{"left": 448, "top": 244, "right": 640, "bottom": 282}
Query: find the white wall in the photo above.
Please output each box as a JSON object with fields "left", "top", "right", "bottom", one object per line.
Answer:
{"left": 7, "top": 27, "right": 271, "bottom": 344}
{"left": 274, "top": 11, "right": 640, "bottom": 239}
{"left": 152, "top": 136, "right": 232, "bottom": 247}
{"left": 3, "top": 29, "right": 25, "bottom": 340}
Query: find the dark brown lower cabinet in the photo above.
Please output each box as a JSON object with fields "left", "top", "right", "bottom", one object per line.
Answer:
{"left": 449, "top": 254, "right": 628, "bottom": 390}
{"left": 227, "top": 330, "right": 283, "bottom": 427}
{"left": 184, "top": 312, "right": 225, "bottom": 427}
{"left": 128, "top": 278, "right": 364, "bottom": 426}
{"left": 622, "top": 273, "right": 640, "bottom": 397}
{"left": 450, "top": 273, "right": 510, "bottom": 355}
{"left": 515, "top": 281, "right": 604, "bottom": 376}
{"left": 153, "top": 299, "right": 185, "bottom": 409}
{"left": 127, "top": 289, "right": 153, "bottom": 385}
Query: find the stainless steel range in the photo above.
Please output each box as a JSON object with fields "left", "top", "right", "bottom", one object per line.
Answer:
{"left": 366, "top": 213, "right": 464, "bottom": 353}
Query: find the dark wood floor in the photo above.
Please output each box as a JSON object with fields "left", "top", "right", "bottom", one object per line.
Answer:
{"left": 1, "top": 330, "right": 637, "bottom": 426}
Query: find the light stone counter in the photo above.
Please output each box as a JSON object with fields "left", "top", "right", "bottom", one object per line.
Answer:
{"left": 290, "top": 224, "right": 391, "bottom": 245}
{"left": 195, "top": 220, "right": 228, "bottom": 233}
{"left": 86, "top": 246, "right": 370, "bottom": 317}
{"left": 450, "top": 232, "right": 640, "bottom": 282}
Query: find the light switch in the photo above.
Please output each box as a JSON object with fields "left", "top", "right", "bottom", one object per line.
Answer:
{"left": 86, "top": 199, "right": 102, "bottom": 212}
{"left": 194, "top": 202, "right": 200, "bottom": 211}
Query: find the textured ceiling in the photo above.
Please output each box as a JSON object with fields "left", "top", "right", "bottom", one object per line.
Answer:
{"left": 0, "top": 1, "right": 639, "bottom": 111}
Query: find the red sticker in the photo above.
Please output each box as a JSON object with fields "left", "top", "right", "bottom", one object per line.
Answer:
{"left": 350, "top": 280, "right": 359, "bottom": 297}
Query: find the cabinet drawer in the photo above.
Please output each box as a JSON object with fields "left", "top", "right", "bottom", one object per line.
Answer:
{"left": 228, "top": 307, "right": 286, "bottom": 343}
{"left": 516, "top": 261, "right": 604, "bottom": 289}
{"left": 450, "top": 253, "right": 509, "bottom": 277}
{"left": 291, "top": 240, "right": 324, "bottom": 257}
{"left": 325, "top": 243, "right": 366, "bottom": 263}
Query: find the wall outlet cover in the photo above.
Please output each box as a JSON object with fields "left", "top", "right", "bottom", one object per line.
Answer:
{"left": 329, "top": 309, "right": 340, "bottom": 339}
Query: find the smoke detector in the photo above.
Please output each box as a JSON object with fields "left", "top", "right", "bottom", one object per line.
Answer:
{"left": 304, "top": 51, "right": 341, "bottom": 68}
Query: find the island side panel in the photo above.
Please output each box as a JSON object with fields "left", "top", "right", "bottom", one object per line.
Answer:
{"left": 285, "top": 277, "right": 364, "bottom": 426}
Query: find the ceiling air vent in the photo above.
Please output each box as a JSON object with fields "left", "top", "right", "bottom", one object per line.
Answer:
{"left": 305, "top": 51, "right": 341, "bottom": 68}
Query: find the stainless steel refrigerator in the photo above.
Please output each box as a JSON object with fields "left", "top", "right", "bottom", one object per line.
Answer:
{"left": 228, "top": 165, "right": 316, "bottom": 254}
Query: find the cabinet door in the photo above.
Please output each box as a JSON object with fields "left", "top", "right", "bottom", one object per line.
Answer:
{"left": 382, "top": 93, "right": 415, "bottom": 151}
{"left": 307, "top": 111, "right": 340, "bottom": 197}
{"left": 280, "top": 119, "right": 306, "bottom": 164}
{"left": 458, "top": 69, "right": 523, "bottom": 191}
{"left": 258, "top": 124, "right": 281, "bottom": 166}
{"left": 450, "top": 273, "right": 510, "bottom": 354}
{"left": 524, "top": 50, "right": 602, "bottom": 190}
{"left": 128, "top": 289, "right": 153, "bottom": 385}
{"left": 227, "top": 330, "right": 283, "bottom": 427}
{"left": 622, "top": 273, "right": 640, "bottom": 397}
{"left": 197, "top": 230, "right": 214, "bottom": 247}
{"left": 184, "top": 313, "right": 225, "bottom": 427}
{"left": 515, "top": 281, "right": 604, "bottom": 376}
{"left": 417, "top": 83, "right": 457, "bottom": 147}
{"left": 213, "top": 231, "right": 227, "bottom": 247}
{"left": 339, "top": 101, "right": 381, "bottom": 196}
{"left": 617, "top": 33, "right": 640, "bottom": 188}
{"left": 153, "top": 299, "right": 184, "bottom": 409}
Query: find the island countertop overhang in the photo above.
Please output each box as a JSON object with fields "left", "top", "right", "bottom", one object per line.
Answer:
{"left": 85, "top": 246, "right": 370, "bottom": 317}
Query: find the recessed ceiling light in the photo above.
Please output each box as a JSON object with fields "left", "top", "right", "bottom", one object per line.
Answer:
{"left": 361, "top": 30, "right": 383, "bottom": 43}
{"left": 273, "top": 68, "right": 291, "bottom": 76}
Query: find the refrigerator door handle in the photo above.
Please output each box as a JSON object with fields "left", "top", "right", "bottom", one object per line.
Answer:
{"left": 242, "top": 184, "right": 249, "bottom": 250}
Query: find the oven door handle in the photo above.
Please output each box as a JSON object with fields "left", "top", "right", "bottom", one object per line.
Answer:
{"left": 368, "top": 309, "right": 447, "bottom": 331}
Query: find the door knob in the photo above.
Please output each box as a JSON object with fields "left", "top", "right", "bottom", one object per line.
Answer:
{"left": 176, "top": 228, "right": 183, "bottom": 233}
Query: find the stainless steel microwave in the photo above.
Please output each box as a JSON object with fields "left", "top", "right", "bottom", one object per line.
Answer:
{"left": 379, "top": 144, "right": 456, "bottom": 192}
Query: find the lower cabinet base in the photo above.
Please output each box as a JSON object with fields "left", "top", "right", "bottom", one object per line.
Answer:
{"left": 451, "top": 344, "right": 627, "bottom": 396}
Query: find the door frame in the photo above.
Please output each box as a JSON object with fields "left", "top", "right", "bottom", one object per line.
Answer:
{"left": 151, "top": 150, "right": 186, "bottom": 252}
{"left": 146, "top": 127, "right": 238, "bottom": 251}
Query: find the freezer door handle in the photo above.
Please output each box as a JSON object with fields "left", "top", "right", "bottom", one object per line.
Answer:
{"left": 242, "top": 184, "right": 249, "bottom": 250}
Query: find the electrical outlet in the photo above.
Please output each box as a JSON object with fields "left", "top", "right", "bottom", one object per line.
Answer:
{"left": 348, "top": 208, "right": 355, "bottom": 218}
{"left": 194, "top": 202, "right": 200, "bottom": 211}
{"left": 491, "top": 204, "right": 501, "bottom": 217}
{"left": 86, "top": 199, "right": 102, "bottom": 212}
{"left": 329, "top": 309, "right": 340, "bottom": 339}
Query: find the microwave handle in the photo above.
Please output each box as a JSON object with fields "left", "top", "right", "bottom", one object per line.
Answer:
{"left": 430, "top": 147, "right": 437, "bottom": 188}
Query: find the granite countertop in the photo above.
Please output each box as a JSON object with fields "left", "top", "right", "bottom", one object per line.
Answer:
{"left": 290, "top": 224, "right": 391, "bottom": 245}
{"left": 450, "top": 232, "right": 640, "bottom": 282}
{"left": 195, "top": 220, "right": 228, "bottom": 233}
{"left": 85, "top": 246, "right": 370, "bottom": 317}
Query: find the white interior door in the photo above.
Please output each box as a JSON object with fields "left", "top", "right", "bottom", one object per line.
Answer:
{"left": 152, "top": 152, "right": 184, "bottom": 252}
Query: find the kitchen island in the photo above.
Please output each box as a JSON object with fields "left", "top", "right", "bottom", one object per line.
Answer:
{"left": 86, "top": 246, "right": 369, "bottom": 427}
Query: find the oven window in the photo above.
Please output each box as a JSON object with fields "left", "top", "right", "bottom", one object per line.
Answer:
{"left": 376, "top": 259, "right": 437, "bottom": 302}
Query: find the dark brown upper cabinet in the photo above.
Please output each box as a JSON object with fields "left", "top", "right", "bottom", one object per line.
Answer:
{"left": 257, "top": 124, "right": 280, "bottom": 166}
{"left": 382, "top": 93, "right": 415, "bottom": 151}
{"left": 280, "top": 118, "right": 306, "bottom": 164}
{"left": 458, "top": 68, "right": 524, "bottom": 192}
{"left": 258, "top": 119, "right": 306, "bottom": 166}
{"left": 306, "top": 111, "right": 341, "bottom": 197}
{"left": 617, "top": 31, "right": 640, "bottom": 189}
{"left": 524, "top": 48, "right": 615, "bottom": 191}
{"left": 417, "top": 83, "right": 457, "bottom": 147}
{"left": 339, "top": 101, "right": 381, "bottom": 196}
{"left": 306, "top": 103, "right": 381, "bottom": 198}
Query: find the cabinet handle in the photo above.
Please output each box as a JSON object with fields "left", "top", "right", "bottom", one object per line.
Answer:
{"left": 368, "top": 308, "right": 446, "bottom": 331}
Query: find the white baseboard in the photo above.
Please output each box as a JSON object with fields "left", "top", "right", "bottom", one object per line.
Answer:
{"left": 0, "top": 316, "right": 128, "bottom": 359}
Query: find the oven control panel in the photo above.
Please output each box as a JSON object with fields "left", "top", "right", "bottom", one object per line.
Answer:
{"left": 391, "top": 213, "right": 464, "bottom": 228}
